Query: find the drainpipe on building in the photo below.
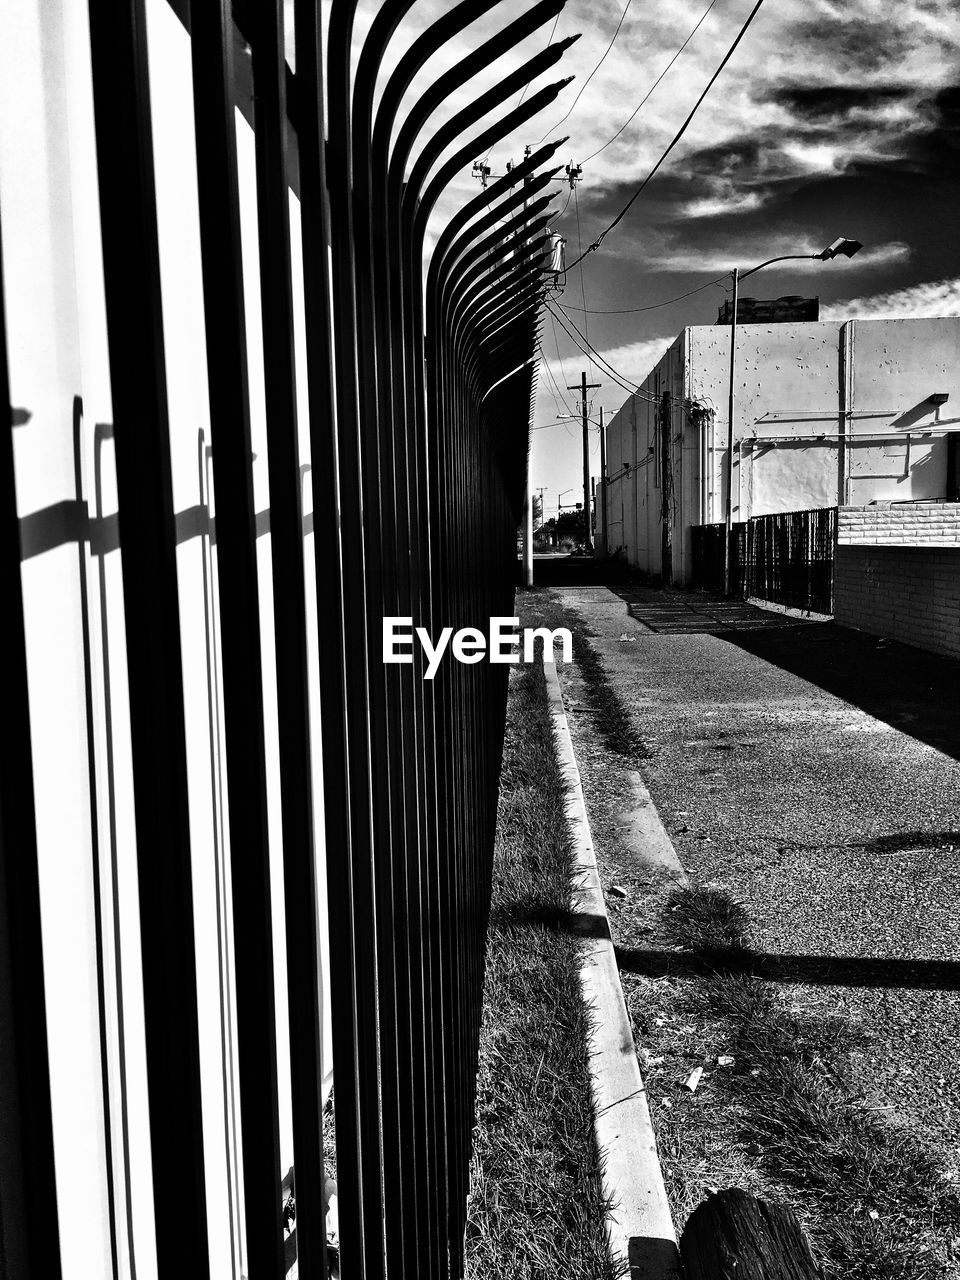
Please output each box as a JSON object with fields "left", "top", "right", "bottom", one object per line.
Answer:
{"left": 839, "top": 321, "right": 855, "bottom": 508}
{"left": 723, "top": 266, "right": 739, "bottom": 594}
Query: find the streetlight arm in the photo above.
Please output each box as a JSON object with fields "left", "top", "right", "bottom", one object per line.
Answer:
{"left": 738, "top": 253, "right": 819, "bottom": 283}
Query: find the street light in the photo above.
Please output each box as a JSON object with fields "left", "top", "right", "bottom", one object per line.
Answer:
{"left": 722, "top": 236, "right": 863, "bottom": 594}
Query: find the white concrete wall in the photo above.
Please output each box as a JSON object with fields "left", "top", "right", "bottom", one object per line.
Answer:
{"left": 1, "top": 5, "right": 331, "bottom": 1276}
{"left": 690, "top": 321, "right": 845, "bottom": 523}
{"left": 845, "top": 319, "right": 957, "bottom": 506}
{"left": 602, "top": 333, "right": 691, "bottom": 581}
{"left": 603, "top": 317, "right": 960, "bottom": 583}
{"left": 2, "top": 4, "right": 127, "bottom": 1276}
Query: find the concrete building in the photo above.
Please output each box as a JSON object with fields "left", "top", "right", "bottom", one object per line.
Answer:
{"left": 599, "top": 316, "right": 960, "bottom": 583}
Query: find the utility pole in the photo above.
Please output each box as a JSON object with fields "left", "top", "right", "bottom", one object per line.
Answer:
{"left": 568, "top": 371, "right": 600, "bottom": 553}
{"left": 535, "top": 486, "right": 547, "bottom": 533}
{"left": 523, "top": 481, "right": 533, "bottom": 586}
{"left": 518, "top": 146, "right": 534, "bottom": 587}
{"left": 598, "top": 406, "right": 606, "bottom": 554}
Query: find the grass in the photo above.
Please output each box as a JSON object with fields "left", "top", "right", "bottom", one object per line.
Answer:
{"left": 463, "top": 656, "right": 622, "bottom": 1280}
{"left": 526, "top": 588, "right": 647, "bottom": 763}
{"left": 662, "top": 884, "right": 960, "bottom": 1279}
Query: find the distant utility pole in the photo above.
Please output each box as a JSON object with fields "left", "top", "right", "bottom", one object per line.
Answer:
{"left": 598, "top": 406, "right": 606, "bottom": 552}
{"left": 568, "top": 372, "right": 600, "bottom": 553}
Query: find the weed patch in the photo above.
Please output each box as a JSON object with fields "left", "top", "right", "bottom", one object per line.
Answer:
{"left": 664, "top": 884, "right": 960, "bottom": 1279}
{"left": 464, "top": 658, "right": 621, "bottom": 1280}
{"left": 526, "top": 589, "right": 647, "bottom": 763}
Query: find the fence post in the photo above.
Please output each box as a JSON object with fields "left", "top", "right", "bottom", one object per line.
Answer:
{"left": 680, "top": 1189, "right": 821, "bottom": 1280}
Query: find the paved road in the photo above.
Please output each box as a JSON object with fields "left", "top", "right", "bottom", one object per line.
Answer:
{"left": 556, "top": 578, "right": 960, "bottom": 1158}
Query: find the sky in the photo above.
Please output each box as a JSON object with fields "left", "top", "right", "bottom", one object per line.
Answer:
{"left": 341, "top": 0, "right": 960, "bottom": 516}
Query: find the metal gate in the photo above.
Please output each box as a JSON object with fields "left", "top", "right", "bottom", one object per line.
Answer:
{"left": 692, "top": 509, "right": 837, "bottom": 613}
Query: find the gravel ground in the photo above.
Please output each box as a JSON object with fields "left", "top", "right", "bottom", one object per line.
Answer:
{"left": 554, "top": 579, "right": 960, "bottom": 1160}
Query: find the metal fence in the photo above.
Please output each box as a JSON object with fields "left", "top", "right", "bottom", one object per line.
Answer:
{"left": 0, "top": 2, "right": 571, "bottom": 1278}
{"left": 692, "top": 508, "right": 838, "bottom": 614}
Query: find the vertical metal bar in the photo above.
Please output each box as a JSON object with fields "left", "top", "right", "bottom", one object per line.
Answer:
{"left": 351, "top": 12, "right": 419, "bottom": 1270}
{"left": 187, "top": 3, "right": 298, "bottom": 1276}
{"left": 0, "top": 204, "right": 65, "bottom": 1280}
{"left": 86, "top": 0, "right": 211, "bottom": 1269}
{"left": 291, "top": 2, "right": 376, "bottom": 1276}
{"left": 325, "top": 3, "right": 387, "bottom": 1275}
{"left": 247, "top": 3, "right": 330, "bottom": 1277}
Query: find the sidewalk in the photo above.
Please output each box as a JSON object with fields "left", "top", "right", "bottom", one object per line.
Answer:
{"left": 554, "top": 578, "right": 960, "bottom": 1158}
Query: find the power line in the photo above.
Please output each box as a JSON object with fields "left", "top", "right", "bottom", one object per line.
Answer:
{"left": 547, "top": 303, "right": 662, "bottom": 403}
{"left": 517, "top": 12, "right": 561, "bottom": 109}
{"left": 558, "top": 273, "right": 728, "bottom": 314}
{"left": 538, "top": 332, "right": 575, "bottom": 416}
{"left": 548, "top": 302, "right": 634, "bottom": 386}
{"left": 583, "top": 0, "right": 720, "bottom": 163}
{"left": 535, "top": 340, "right": 566, "bottom": 417}
{"left": 564, "top": 0, "right": 769, "bottom": 273}
{"left": 547, "top": 309, "right": 574, "bottom": 399}
{"left": 536, "top": 0, "right": 635, "bottom": 142}
{"left": 547, "top": 304, "right": 639, "bottom": 397}
{"left": 572, "top": 184, "right": 595, "bottom": 382}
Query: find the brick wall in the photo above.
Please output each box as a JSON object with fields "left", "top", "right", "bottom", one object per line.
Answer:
{"left": 834, "top": 545, "right": 960, "bottom": 659}
{"left": 838, "top": 502, "right": 960, "bottom": 545}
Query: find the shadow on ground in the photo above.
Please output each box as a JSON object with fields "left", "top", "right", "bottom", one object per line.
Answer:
{"left": 550, "top": 564, "right": 960, "bottom": 764}
{"left": 492, "top": 899, "right": 960, "bottom": 992}
{"left": 614, "top": 946, "right": 960, "bottom": 991}
{"left": 526, "top": 554, "right": 632, "bottom": 587}
{"left": 716, "top": 621, "right": 960, "bottom": 762}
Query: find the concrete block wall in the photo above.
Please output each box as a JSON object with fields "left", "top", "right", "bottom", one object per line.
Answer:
{"left": 834, "top": 545, "right": 960, "bottom": 659}
{"left": 838, "top": 503, "right": 960, "bottom": 546}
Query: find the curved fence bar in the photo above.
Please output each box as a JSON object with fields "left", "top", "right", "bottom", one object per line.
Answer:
{"left": 0, "top": 1, "right": 573, "bottom": 1277}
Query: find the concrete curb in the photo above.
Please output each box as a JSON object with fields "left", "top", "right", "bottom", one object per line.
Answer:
{"left": 619, "top": 770, "right": 690, "bottom": 886}
{"left": 543, "top": 660, "right": 680, "bottom": 1280}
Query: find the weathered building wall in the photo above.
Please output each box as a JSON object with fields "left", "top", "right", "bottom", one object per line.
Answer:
{"left": 835, "top": 547, "right": 960, "bottom": 658}
{"left": 834, "top": 503, "right": 960, "bottom": 658}
{"left": 838, "top": 502, "right": 960, "bottom": 545}
{"left": 601, "top": 333, "right": 695, "bottom": 581}
{"left": 689, "top": 321, "right": 844, "bottom": 526}
{"left": 601, "top": 318, "right": 960, "bottom": 583}
{"left": 844, "top": 319, "right": 956, "bottom": 506}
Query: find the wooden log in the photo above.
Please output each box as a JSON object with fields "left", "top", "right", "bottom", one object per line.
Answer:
{"left": 679, "top": 1188, "right": 821, "bottom": 1280}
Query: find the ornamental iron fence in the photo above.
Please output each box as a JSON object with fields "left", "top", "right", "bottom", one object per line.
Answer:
{"left": 0, "top": 2, "right": 571, "bottom": 1277}
{"left": 692, "top": 508, "right": 837, "bottom": 614}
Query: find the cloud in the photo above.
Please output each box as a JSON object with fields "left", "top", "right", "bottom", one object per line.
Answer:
{"left": 768, "top": 85, "right": 913, "bottom": 121}
{"left": 340, "top": 0, "right": 960, "bottom": 267}
{"left": 638, "top": 238, "right": 910, "bottom": 275}
{"left": 682, "top": 190, "right": 764, "bottom": 219}
{"left": 538, "top": 334, "right": 676, "bottom": 395}
{"left": 823, "top": 277, "right": 960, "bottom": 320}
